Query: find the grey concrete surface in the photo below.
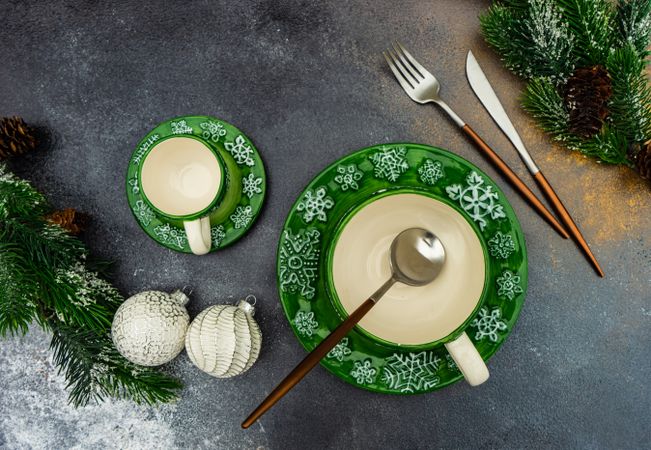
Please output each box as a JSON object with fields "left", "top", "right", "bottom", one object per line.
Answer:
{"left": 1, "top": 1, "right": 650, "bottom": 449}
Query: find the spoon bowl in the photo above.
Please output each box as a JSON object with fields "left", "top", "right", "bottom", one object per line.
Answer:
{"left": 390, "top": 228, "right": 446, "bottom": 287}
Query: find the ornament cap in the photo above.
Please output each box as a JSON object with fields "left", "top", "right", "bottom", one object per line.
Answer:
{"left": 170, "top": 290, "right": 190, "bottom": 306}
{"left": 237, "top": 295, "right": 256, "bottom": 316}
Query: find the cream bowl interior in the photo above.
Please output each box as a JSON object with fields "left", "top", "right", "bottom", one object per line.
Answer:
{"left": 330, "top": 192, "right": 487, "bottom": 346}
{"left": 140, "top": 137, "right": 222, "bottom": 217}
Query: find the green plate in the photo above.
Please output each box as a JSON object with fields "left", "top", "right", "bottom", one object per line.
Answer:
{"left": 126, "top": 116, "right": 266, "bottom": 253}
{"left": 277, "top": 143, "right": 527, "bottom": 394}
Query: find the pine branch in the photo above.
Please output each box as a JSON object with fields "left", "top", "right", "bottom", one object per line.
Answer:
{"left": 1, "top": 218, "right": 85, "bottom": 269}
{"left": 557, "top": 0, "right": 614, "bottom": 66}
{"left": 40, "top": 262, "right": 121, "bottom": 334}
{"left": 481, "top": 1, "right": 576, "bottom": 82}
{"left": 614, "top": 0, "right": 651, "bottom": 58}
{"left": 522, "top": 77, "right": 571, "bottom": 135}
{"left": 606, "top": 44, "right": 651, "bottom": 142}
{"left": 569, "top": 125, "right": 630, "bottom": 164}
{"left": 0, "top": 164, "right": 48, "bottom": 220}
{"left": 522, "top": 77, "right": 630, "bottom": 164}
{"left": 495, "top": 0, "right": 531, "bottom": 12}
{"left": 50, "top": 321, "right": 181, "bottom": 407}
{"left": 0, "top": 244, "right": 37, "bottom": 336}
{"left": 0, "top": 165, "right": 183, "bottom": 406}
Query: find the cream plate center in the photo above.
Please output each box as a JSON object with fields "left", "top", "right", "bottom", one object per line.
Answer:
{"left": 330, "top": 193, "right": 486, "bottom": 345}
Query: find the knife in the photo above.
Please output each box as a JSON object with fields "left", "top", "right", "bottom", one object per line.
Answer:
{"left": 466, "top": 50, "right": 604, "bottom": 277}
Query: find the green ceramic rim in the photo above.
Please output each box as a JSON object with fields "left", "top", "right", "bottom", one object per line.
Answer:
{"left": 126, "top": 115, "right": 266, "bottom": 253}
{"left": 277, "top": 143, "right": 528, "bottom": 394}
{"left": 325, "top": 188, "right": 490, "bottom": 348}
{"left": 136, "top": 134, "right": 227, "bottom": 221}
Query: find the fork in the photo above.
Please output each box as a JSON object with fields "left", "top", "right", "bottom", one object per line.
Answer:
{"left": 384, "top": 42, "right": 569, "bottom": 239}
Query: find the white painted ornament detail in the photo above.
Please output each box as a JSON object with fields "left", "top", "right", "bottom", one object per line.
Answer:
{"left": 381, "top": 351, "right": 441, "bottom": 393}
{"left": 445, "top": 171, "right": 506, "bottom": 230}
{"left": 185, "top": 296, "right": 262, "bottom": 378}
{"left": 225, "top": 135, "right": 255, "bottom": 166}
{"left": 111, "top": 290, "right": 190, "bottom": 366}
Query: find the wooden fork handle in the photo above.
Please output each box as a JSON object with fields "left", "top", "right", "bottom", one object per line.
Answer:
{"left": 461, "top": 125, "right": 569, "bottom": 239}
{"left": 241, "top": 298, "right": 376, "bottom": 429}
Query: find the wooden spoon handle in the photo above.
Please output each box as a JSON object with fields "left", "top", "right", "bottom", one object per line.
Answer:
{"left": 241, "top": 298, "right": 376, "bottom": 429}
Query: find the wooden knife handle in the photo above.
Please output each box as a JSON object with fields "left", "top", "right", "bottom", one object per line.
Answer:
{"left": 242, "top": 298, "right": 376, "bottom": 429}
{"left": 461, "top": 125, "right": 569, "bottom": 239}
{"left": 533, "top": 171, "right": 604, "bottom": 277}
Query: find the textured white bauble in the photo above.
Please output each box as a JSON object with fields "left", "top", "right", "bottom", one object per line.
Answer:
{"left": 111, "top": 290, "right": 190, "bottom": 366}
{"left": 185, "top": 297, "right": 262, "bottom": 378}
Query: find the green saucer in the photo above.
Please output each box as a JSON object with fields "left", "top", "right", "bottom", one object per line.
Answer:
{"left": 126, "top": 116, "right": 266, "bottom": 253}
{"left": 277, "top": 143, "right": 527, "bottom": 394}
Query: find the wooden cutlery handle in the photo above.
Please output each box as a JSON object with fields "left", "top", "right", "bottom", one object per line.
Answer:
{"left": 242, "top": 298, "right": 376, "bottom": 429}
{"left": 533, "top": 171, "right": 604, "bottom": 277}
{"left": 461, "top": 125, "right": 569, "bottom": 239}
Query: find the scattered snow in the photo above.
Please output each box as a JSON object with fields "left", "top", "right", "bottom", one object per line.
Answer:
{"left": 0, "top": 327, "right": 179, "bottom": 450}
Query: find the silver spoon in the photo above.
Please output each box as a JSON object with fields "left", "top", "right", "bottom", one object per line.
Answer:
{"left": 242, "top": 227, "right": 446, "bottom": 428}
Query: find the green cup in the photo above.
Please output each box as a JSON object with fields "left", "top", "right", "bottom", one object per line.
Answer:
{"left": 138, "top": 135, "right": 227, "bottom": 255}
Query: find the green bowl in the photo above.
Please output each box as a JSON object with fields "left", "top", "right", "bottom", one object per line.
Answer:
{"left": 277, "top": 143, "right": 527, "bottom": 394}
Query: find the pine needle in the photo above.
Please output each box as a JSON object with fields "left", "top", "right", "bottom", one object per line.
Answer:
{"left": 0, "top": 166, "right": 182, "bottom": 406}
{"left": 482, "top": 0, "right": 651, "bottom": 166}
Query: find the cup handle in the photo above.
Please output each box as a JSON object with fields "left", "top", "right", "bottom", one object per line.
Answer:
{"left": 444, "top": 332, "right": 489, "bottom": 386}
{"left": 183, "top": 216, "right": 211, "bottom": 255}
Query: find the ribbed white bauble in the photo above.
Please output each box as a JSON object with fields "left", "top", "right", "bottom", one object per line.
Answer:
{"left": 111, "top": 290, "right": 190, "bottom": 366}
{"left": 185, "top": 297, "right": 262, "bottom": 378}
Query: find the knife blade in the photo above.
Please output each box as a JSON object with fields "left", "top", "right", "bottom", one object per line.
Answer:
{"left": 465, "top": 50, "right": 539, "bottom": 174}
{"left": 466, "top": 50, "right": 605, "bottom": 276}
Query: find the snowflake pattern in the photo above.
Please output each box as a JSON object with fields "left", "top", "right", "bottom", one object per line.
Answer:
{"left": 294, "top": 310, "right": 318, "bottom": 337}
{"left": 132, "top": 134, "right": 160, "bottom": 166}
{"left": 278, "top": 228, "right": 320, "bottom": 299}
{"left": 381, "top": 351, "right": 441, "bottom": 393}
{"left": 211, "top": 225, "right": 226, "bottom": 248}
{"left": 133, "top": 200, "right": 155, "bottom": 226}
{"left": 230, "top": 205, "right": 253, "bottom": 229}
{"left": 488, "top": 231, "right": 516, "bottom": 259}
{"left": 470, "top": 307, "right": 508, "bottom": 343}
{"left": 242, "top": 173, "right": 263, "bottom": 198}
{"left": 496, "top": 270, "right": 524, "bottom": 300}
{"left": 199, "top": 120, "right": 227, "bottom": 142}
{"left": 327, "top": 337, "right": 352, "bottom": 362}
{"left": 296, "top": 186, "right": 334, "bottom": 223}
{"left": 418, "top": 159, "right": 444, "bottom": 185}
{"left": 369, "top": 146, "right": 409, "bottom": 182}
{"left": 334, "top": 164, "right": 363, "bottom": 191}
{"left": 128, "top": 176, "right": 140, "bottom": 194}
{"left": 350, "top": 359, "right": 378, "bottom": 385}
{"left": 445, "top": 354, "right": 459, "bottom": 372}
{"left": 225, "top": 135, "right": 255, "bottom": 166}
{"left": 153, "top": 224, "right": 187, "bottom": 249}
{"left": 171, "top": 119, "right": 193, "bottom": 135}
{"left": 445, "top": 171, "right": 506, "bottom": 230}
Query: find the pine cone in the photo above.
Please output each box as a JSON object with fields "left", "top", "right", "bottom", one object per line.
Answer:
{"left": 563, "top": 65, "right": 612, "bottom": 138}
{"left": 0, "top": 116, "right": 38, "bottom": 160}
{"left": 45, "top": 208, "right": 89, "bottom": 235}
{"left": 630, "top": 139, "right": 651, "bottom": 180}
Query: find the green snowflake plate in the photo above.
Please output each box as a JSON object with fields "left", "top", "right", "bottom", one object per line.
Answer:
{"left": 126, "top": 116, "right": 266, "bottom": 253}
{"left": 277, "top": 143, "right": 527, "bottom": 394}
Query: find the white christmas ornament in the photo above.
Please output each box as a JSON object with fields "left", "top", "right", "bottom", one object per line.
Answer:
{"left": 111, "top": 290, "right": 190, "bottom": 366}
{"left": 185, "top": 296, "right": 262, "bottom": 378}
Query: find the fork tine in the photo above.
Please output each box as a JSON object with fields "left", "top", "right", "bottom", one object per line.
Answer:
{"left": 386, "top": 48, "right": 419, "bottom": 86}
{"left": 394, "top": 41, "right": 428, "bottom": 77}
{"left": 383, "top": 50, "right": 415, "bottom": 92}
{"left": 392, "top": 42, "right": 423, "bottom": 80}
